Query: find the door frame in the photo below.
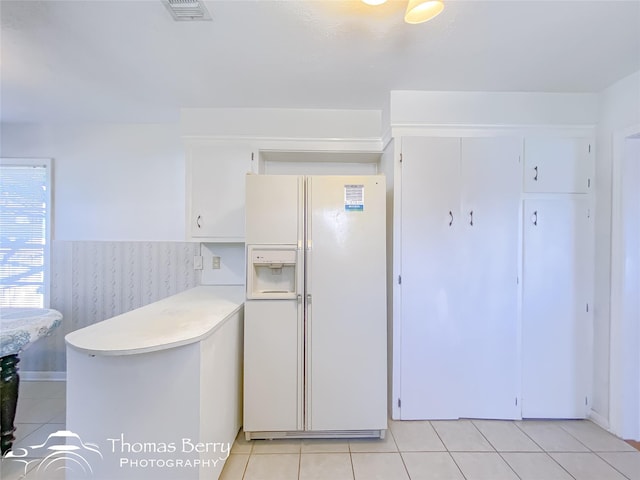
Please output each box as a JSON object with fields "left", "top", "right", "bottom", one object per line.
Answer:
{"left": 609, "top": 123, "right": 640, "bottom": 440}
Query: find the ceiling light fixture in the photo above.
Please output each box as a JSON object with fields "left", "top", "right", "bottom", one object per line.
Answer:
{"left": 404, "top": 0, "right": 445, "bottom": 24}
{"left": 361, "top": 0, "right": 444, "bottom": 24}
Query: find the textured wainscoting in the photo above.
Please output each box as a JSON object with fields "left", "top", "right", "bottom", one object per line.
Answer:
{"left": 19, "top": 241, "right": 200, "bottom": 373}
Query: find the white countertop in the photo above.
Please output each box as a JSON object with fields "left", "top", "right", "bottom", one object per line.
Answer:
{"left": 65, "top": 286, "right": 244, "bottom": 356}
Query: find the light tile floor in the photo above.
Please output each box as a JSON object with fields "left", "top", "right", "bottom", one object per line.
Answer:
{"left": 1, "top": 381, "right": 639, "bottom": 480}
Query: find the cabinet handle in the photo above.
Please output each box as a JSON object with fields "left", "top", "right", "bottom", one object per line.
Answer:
{"left": 534, "top": 166, "right": 539, "bottom": 181}
{"left": 196, "top": 215, "right": 202, "bottom": 228}
{"left": 531, "top": 210, "right": 538, "bottom": 226}
{"left": 449, "top": 211, "right": 454, "bottom": 227}
{"left": 469, "top": 210, "right": 474, "bottom": 226}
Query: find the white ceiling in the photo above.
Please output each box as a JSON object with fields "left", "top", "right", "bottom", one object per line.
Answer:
{"left": 1, "top": 0, "right": 639, "bottom": 123}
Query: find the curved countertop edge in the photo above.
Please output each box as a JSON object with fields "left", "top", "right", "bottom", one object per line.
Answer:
{"left": 65, "top": 286, "right": 245, "bottom": 357}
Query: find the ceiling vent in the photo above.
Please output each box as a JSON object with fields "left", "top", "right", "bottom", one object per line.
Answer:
{"left": 162, "top": 0, "right": 212, "bottom": 21}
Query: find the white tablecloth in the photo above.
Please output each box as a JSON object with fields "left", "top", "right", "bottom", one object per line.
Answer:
{"left": 0, "top": 308, "right": 62, "bottom": 357}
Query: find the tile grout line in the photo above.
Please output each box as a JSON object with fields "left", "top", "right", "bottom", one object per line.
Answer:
{"left": 467, "top": 420, "right": 524, "bottom": 480}
{"left": 349, "top": 447, "right": 355, "bottom": 480}
{"left": 428, "top": 421, "right": 469, "bottom": 480}
{"left": 240, "top": 433, "right": 251, "bottom": 480}
{"left": 592, "top": 451, "right": 634, "bottom": 480}
{"left": 554, "top": 420, "right": 635, "bottom": 479}
{"left": 512, "top": 421, "right": 583, "bottom": 480}
{"left": 391, "top": 425, "right": 414, "bottom": 480}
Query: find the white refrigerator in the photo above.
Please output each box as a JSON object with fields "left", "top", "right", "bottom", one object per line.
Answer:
{"left": 243, "top": 175, "right": 387, "bottom": 439}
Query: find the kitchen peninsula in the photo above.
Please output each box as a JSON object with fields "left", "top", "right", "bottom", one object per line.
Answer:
{"left": 65, "top": 286, "right": 244, "bottom": 480}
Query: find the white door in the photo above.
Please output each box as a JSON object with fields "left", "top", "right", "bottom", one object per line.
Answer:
{"left": 399, "top": 137, "right": 463, "bottom": 419}
{"left": 460, "top": 137, "right": 522, "bottom": 419}
{"left": 306, "top": 176, "right": 387, "bottom": 431}
{"left": 522, "top": 198, "right": 591, "bottom": 418}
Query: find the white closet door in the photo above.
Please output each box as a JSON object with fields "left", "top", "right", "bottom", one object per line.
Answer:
{"left": 399, "top": 137, "right": 462, "bottom": 419}
{"left": 522, "top": 198, "right": 591, "bottom": 418}
{"left": 460, "top": 137, "right": 522, "bottom": 419}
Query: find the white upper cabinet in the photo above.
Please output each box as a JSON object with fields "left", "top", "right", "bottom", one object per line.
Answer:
{"left": 523, "top": 137, "right": 593, "bottom": 193}
{"left": 186, "top": 142, "right": 256, "bottom": 241}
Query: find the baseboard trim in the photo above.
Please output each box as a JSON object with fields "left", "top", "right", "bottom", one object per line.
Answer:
{"left": 20, "top": 371, "right": 67, "bottom": 381}
{"left": 588, "top": 409, "right": 610, "bottom": 431}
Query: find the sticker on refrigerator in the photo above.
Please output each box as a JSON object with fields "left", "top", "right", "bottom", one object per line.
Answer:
{"left": 344, "top": 184, "right": 364, "bottom": 211}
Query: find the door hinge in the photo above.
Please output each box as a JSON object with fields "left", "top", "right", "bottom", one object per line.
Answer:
{"left": 398, "top": 398, "right": 401, "bottom": 408}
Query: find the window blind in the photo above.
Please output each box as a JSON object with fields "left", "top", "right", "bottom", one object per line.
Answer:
{"left": 0, "top": 162, "right": 50, "bottom": 308}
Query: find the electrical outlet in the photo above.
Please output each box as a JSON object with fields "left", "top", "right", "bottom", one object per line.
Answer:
{"left": 212, "top": 256, "right": 221, "bottom": 269}
{"left": 194, "top": 255, "right": 203, "bottom": 270}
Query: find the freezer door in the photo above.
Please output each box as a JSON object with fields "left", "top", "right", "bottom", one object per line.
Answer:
{"left": 245, "top": 175, "right": 303, "bottom": 245}
{"left": 305, "top": 175, "right": 387, "bottom": 431}
{"left": 244, "top": 299, "right": 304, "bottom": 432}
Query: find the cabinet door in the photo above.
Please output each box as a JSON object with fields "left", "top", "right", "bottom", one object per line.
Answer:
{"left": 523, "top": 137, "right": 593, "bottom": 193}
{"left": 399, "top": 137, "right": 463, "bottom": 419}
{"left": 522, "top": 198, "right": 592, "bottom": 418}
{"left": 187, "top": 143, "right": 254, "bottom": 241}
{"left": 460, "top": 137, "right": 522, "bottom": 419}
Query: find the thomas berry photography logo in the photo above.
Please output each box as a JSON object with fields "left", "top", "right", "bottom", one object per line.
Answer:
{"left": 5, "top": 430, "right": 102, "bottom": 479}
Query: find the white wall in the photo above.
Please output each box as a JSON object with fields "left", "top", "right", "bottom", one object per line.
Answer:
{"left": 0, "top": 122, "right": 185, "bottom": 241}
{"left": 181, "top": 108, "right": 382, "bottom": 140}
{"left": 391, "top": 91, "right": 598, "bottom": 127}
{"left": 596, "top": 70, "right": 640, "bottom": 434}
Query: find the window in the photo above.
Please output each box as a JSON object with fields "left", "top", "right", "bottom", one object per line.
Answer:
{"left": 0, "top": 158, "right": 52, "bottom": 308}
